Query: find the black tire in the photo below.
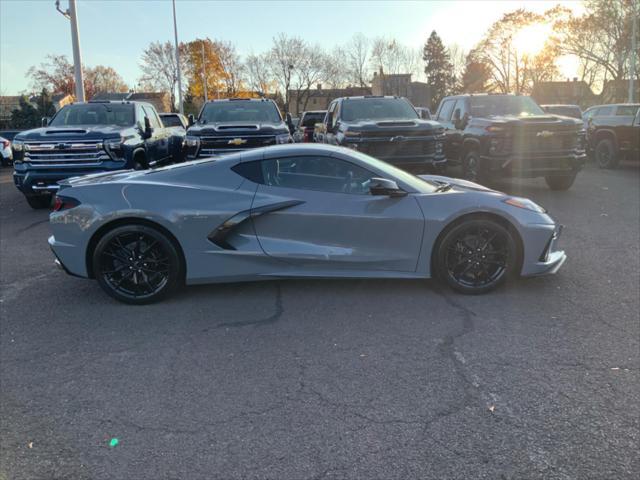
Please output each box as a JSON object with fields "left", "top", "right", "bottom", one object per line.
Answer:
{"left": 434, "top": 218, "right": 518, "bottom": 294}
{"left": 93, "top": 225, "right": 183, "bottom": 304}
{"left": 26, "top": 194, "right": 52, "bottom": 209}
{"left": 594, "top": 138, "right": 619, "bottom": 169}
{"left": 545, "top": 173, "right": 577, "bottom": 191}
{"left": 132, "top": 153, "right": 148, "bottom": 170}
{"left": 462, "top": 150, "right": 487, "bottom": 184}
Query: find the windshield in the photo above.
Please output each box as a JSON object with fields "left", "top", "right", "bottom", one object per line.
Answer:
{"left": 199, "top": 101, "right": 282, "bottom": 123}
{"left": 49, "top": 104, "right": 135, "bottom": 127}
{"left": 301, "top": 112, "right": 326, "bottom": 127}
{"left": 469, "top": 96, "right": 544, "bottom": 117}
{"left": 161, "top": 115, "right": 183, "bottom": 127}
{"left": 544, "top": 106, "right": 582, "bottom": 119}
{"left": 341, "top": 98, "right": 419, "bottom": 122}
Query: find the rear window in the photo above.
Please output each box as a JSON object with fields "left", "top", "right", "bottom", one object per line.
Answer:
{"left": 301, "top": 112, "right": 326, "bottom": 127}
{"left": 616, "top": 105, "right": 640, "bottom": 116}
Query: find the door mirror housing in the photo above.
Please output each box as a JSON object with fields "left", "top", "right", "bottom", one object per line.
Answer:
{"left": 143, "top": 116, "right": 153, "bottom": 139}
{"left": 41, "top": 116, "right": 51, "bottom": 127}
{"left": 188, "top": 114, "right": 195, "bottom": 126}
{"left": 454, "top": 111, "right": 469, "bottom": 130}
{"left": 369, "top": 177, "right": 407, "bottom": 197}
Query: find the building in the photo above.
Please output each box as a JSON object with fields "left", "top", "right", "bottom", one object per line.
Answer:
{"left": 371, "top": 72, "right": 431, "bottom": 108}
{"left": 531, "top": 78, "right": 640, "bottom": 109}
{"left": 287, "top": 85, "right": 371, "bottom": 116}
{"left": 0, "top": 96, "right": 22, "bottom": 126}
{"left": 90, "top": 91, "right": 172, "bottom": 112}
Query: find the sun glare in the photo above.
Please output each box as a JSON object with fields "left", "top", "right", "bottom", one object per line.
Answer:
{"left": 513, "top": 23, "right": 553, "bottom": 57}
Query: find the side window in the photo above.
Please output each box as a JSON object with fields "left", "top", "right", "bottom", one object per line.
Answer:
{"left": 616, "top": 105, "right": 639, "bottom": 116}
{"left": 595, "top": 106, "right": 613, "bottom": 116}
{"left": 326, "top": 102, "right": 336, "bottom": 124}
{"left": 583, "top": 108, "right": 594, "bottom": 119}
{"left": 453, "top": 99, "right": 468, "bottom": 119}
{"left": 437, "top": 100, "right": 455, "bottom": 122}
{"left": 332, "top": 102, "right": 341, "bottom": 128}
{"left": 135, "top": 104, "right": 146, "bottom": 127}
{"left": 143, "top": 106, "right": 162, "bottom": 129}
{"left": 259, "top": 156, "right": 376, "bottom": 195}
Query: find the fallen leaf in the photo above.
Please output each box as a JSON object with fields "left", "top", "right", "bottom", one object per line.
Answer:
{"left": 600, "top": 213, "right": 608, "bottom": 217}
{"left": 611, "top": 367, "right": 620, "bottom": 371}
{"left": 489, "top": 405, "right": 495, "bottom": 413}
{"left": 27, "top": 442, "right": 33, "bottom": 449}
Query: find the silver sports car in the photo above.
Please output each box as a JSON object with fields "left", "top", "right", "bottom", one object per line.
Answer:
{"left": 49, "top": 144, "right": 566, "bottom": 304}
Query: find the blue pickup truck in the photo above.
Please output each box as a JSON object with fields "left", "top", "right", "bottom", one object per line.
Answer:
{"left": 12, "top": 100, "right": 185, "bottom": 208}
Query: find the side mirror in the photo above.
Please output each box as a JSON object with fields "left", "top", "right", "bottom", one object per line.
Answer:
{"left": 369, "top": 177, "right": 407, "bottom": 197}
{"left": 188, "top": 114, "right": 195, "bottom": 127}
{"left": 143, "top": 116, "right": 153, "bottom": 138}
{"left": 41, "top": 117, "right": 50, "bottom": 127}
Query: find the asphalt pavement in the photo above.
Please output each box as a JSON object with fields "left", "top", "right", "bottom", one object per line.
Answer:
{"left": 1, "top": 160, "right": 638, "bottom": 479}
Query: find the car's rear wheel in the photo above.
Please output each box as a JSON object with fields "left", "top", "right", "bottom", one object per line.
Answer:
{"left": 435, "top": 219, "right": 518, "bottom": 294}
{"left": 595, "top": 138, "right": 619, "bottom": 169}
{"left": 93, "top": 225, "right": 182, "bottom": 304}
{"left": 26, "top": 194, "right": 52, "bottom": 209}
{"left": 545, "top": 173, "right": 577, "bottom": 190}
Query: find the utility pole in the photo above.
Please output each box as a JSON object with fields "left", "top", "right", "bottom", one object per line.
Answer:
{"left": 172, "top": 0, "right": 184, "bottom": 114}
{"left": 201, "top": 40, "right": 208, "bottom": 103}
{"left": 55, "top": 0, "right": 85, "bottom": 102}
{"left": 630, "top": 0, "right": 637, "bottom": 103}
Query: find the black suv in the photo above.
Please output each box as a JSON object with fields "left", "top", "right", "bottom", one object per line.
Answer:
{"left": 318, "top": 96, "right": 446, "bottom": 173}
{"left": 436, "top": 94, "right": 586, "bottom": 190}
{"left": 12, "top": 101, "right": 185, "bottom": 208}
{"left": 585, "top": 103, "right": 640, "bottom": 168}
{"left": 184, "top": 98, "right": 292, "bottom": 159}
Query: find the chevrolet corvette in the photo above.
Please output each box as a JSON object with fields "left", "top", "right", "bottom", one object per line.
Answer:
{"left": 49, "top": 144, "right": 566, "bottom": 304}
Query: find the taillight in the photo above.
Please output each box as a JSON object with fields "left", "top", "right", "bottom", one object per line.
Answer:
{"left": 52, "top": 195, "right": 80, "bottom": 212}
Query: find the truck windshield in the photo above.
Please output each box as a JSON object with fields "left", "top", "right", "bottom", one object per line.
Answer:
{"left": 49, "top": 104, "right": 135, "bottom": 127}
{"left": 341, "top": 98, "right": 418, "bottom": 122}
{"left": 199, "top": 101, "right": 282, "bottom": 123}
{"left": 469, "top": 96, "right": 544, "bottom": 117}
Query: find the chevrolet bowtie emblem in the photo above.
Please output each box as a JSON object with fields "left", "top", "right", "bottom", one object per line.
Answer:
{"left": 56, "top": 143, "right": 72, "bottom": 149}
{"left": 228, "top": 138, "right": 247, "bottom": 146}
{"left": 536, "top": 130, "right": 554, "bottom": 138}
{"left": 390, "top": 135, "right": 406, "bottom": 142}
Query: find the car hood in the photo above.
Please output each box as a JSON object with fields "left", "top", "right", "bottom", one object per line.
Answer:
{"left": 15, "top": 125, "right": 128, "bottom": 142}
{"left": 419, "top": 174, "right": 502, "bottom": 193}
{"left": 343, "top": 119, "right": 442, "bottom": 133}
{"left": 187, "top": 122, "right": 290, "bottom": 136}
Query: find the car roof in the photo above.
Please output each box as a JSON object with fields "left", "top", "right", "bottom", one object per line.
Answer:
{"left": 302, "top": 110, "right": 327, "bottom": 114}
{"left": 205, "top": 98, "right": 274, "bottom": 103}
{"left": 541, "top": 104, "right": 580, "bottom": 108}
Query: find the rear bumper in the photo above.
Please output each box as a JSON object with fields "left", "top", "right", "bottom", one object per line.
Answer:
{"left": 49, "top": 235, "right": 87, "bottom": 278}
{"left": 481, "top": 151, "right": 586, "bottom": 178}
{"left": 13, "top": 162, "right": 127, "bottom": 195}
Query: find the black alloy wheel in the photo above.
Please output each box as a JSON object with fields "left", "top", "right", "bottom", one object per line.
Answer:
{"left": 595, "top": 138, "right": 619, "bottom": 169}
{"left": 435, "top": 219, "right": 517, "bottom": 294}
{"left": 93, "top": 225, "right": 182, "bottom": 304}
{"left": 462, "top": 150, "right": 486, "bottom": 184}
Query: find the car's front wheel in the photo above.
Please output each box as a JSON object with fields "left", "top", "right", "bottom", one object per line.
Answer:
{"left": 462, "top": 150, "right": 487, "bottom": 184}
{"left": 93, "top": 225, "right": 183, "bottom": 304}
{"left": 434, "top": 218, "right": 518, "bottom": 294}
{"left": 26, "top": 194, "right": 52, "bottom": 209}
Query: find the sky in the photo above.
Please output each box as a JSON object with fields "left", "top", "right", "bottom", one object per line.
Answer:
{"left": 0, "top": 0, "right": 584, "bottom": 96}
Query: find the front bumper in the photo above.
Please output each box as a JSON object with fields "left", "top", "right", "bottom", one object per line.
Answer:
{"left": 481, "top": 151, "right": 586, "bottom": 178}
{"left": 13, "top": 161, "right": 128, "bottom": 195}
{"left": 521, "top": 224, "right": 567, "bottom": 277}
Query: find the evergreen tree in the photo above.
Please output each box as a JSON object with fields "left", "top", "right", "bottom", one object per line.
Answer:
{"left": 422, "top": 31, "right": 454, "bottom": 111}
{"left": 10, "top": 96, "right": 40, "bottom": 129}
{"left": 461, "top": 50, "right": 492, "bottom": 93}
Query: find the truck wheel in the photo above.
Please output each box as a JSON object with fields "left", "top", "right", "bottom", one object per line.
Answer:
{"left": 26, "top": 194, "right": 52, "bottom": 209}
{"left": 545, "top": 173, "right": 577, "bottom": 191}
{"left": 595, "top": 138, "right": 619, "bottom": 169}
{"left": 132, "top": 153, "right": 148, "bottom": 170}
{"left": 462, "top": 150, "right": 487, "bottom": 184}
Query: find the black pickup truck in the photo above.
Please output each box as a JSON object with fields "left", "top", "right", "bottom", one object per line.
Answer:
{"left": 586, "top": 103, "right": 640, "bottom": 168}
{"left": 318, "top": 96, "right": 446, "bottom": 173}
{"left": 183, "top": 98, "right": 292, "bottom": 159}
{"left": 435, "top": 94, "right": 586, "bottom": 190}
{"left": 12, "top": 101, "right": 185, "bottom": 208}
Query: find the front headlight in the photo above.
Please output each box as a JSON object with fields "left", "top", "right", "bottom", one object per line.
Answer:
{"left": 435, "top": 141, "right": 443, "bottom": 154}
{"left": 276, "top": 133, "right": 292, "bottom": 144}
{"left": 104, "top": 138, "right": 125, "bottom": 160}
{"left": 503, "top": 197, "right": 546, "bottom": 213}
{"left": 185, "top": 135, "right": 200, "bottom": 148}
{"left": 344, "top": 131, "right": 361, "bottom": 137}
{"left": 12, "top": 139, "right": 24, "bottom": 152}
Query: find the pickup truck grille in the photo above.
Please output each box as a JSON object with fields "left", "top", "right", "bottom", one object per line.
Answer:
{"left": 511, "top": 130, "right": 578, "bottom": 154}
{"left": 200, "top": 135, "right": 276, "bottom": 156}
{"left": 24, "top": 141, "right": 110, "bottom": 165}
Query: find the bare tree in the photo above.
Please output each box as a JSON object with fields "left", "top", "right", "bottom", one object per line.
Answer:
{"left": 290, "top": 45, "right": 333, "bottom": 113}
{"left": 371, "top": 37, "right": 404, "bottom": 75}
{"left": 139, "top": 41, "right": 188, "bottom": 111}
{"left": 245, "top": 53, "right": 274, "bottom": 95}
{"left": 85, "top": 66, "right": 128, "bottom": 99}
{"left": 325, "top": 47, "right": 350, "bottom": 89}
{"left": 345, "top": 33, "right": 371, "bottom": 87}
{"left": 268, "top": 34, "right": 306, "bottom": 112}
{"left": 216, "top": 41, "right": 245, "bottom": 95}
{"left": 448, "top": 43, "right": 467, "bottom": 91}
